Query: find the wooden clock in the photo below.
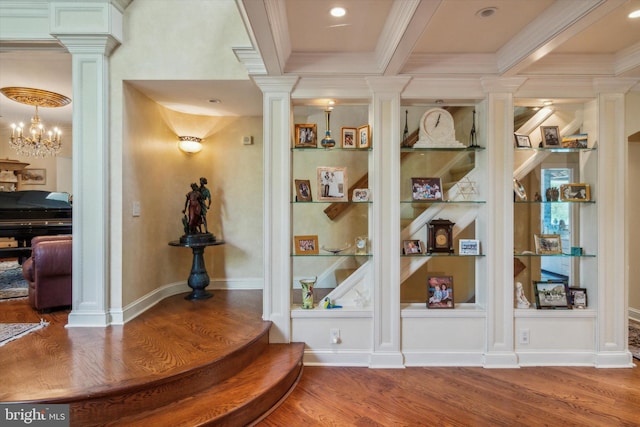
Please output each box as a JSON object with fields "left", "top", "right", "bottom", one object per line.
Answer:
{"left": 427, "top": 219, "right": 455, "bottom": 254}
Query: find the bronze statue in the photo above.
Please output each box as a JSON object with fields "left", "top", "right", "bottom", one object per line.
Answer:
{"left": 183, "top": 183, "right": 203, "bottom": 235}
{"left": 198, "top": 177, "right": 212, "bottom": 233}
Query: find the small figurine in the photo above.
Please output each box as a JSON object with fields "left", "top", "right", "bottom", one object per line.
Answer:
{"left": 321, "top": 297, "right": 342, "bottom": 309}
{"left": 515, "top": 282, "right": 531, "bottom": 309}
{"left": 534, "top": 192, "right": 542, "bottom": 202}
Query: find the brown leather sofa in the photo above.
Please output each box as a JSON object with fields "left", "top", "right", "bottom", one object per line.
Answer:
{"left": 22, "top": 235, "right": 72, "bottom": 311}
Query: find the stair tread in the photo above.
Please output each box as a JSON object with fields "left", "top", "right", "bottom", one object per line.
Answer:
{"left": 112, "top": 343, "right": 305, "bottom": 427}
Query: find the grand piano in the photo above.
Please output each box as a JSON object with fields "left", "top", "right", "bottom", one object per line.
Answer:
{"left": 0, "top": 190, "right": 72, "bottom": 259}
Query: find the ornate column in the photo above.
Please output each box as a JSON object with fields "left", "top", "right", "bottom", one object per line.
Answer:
{"left": 253, "top": 76, "right": 298, "bottom": 343}
{"left": 51, "top": 1, "right": 126, "bottom": 326}
{"left": 366, "top": 76, "right": 409, "bottom": 368}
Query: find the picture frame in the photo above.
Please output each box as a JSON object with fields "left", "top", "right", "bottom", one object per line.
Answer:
{"left": 21, "top": 168, "right": 46, "bottom": 185}
{"left": 294, "top": 179, "right": 312, "bottom": 202}
{"left": 317, "top": 166, "right": 348, "bottom": 202}
{"left": 560, "top": 183, "right": 591, "bottom": 202}
{"left": 411, "top": 177, "right": 443, "bottom": 201}
{"left": 540, "top": 125, "right": 561, "bottom": 148}
{"left": 514, "top": 133, "right": 532, "bottom": 148}
{"left": 513, "top": 178, "right": 527, "bottom": 201}
{"left": 569, "top": 287, "right": 588, "bottom": 309}
{"left": 534, "top": 280, "right": 571, "bottom": 309}
{"left": 352, "top": 188, "right": 370, "bottom": 202}
{"left": 561, "top": 133, "right": 588, "bottom": 148}
{"left": 357, "top": 124, "right": 370, "bottom": 149}
{"left": 341, "top": 127, "right": 357, "bottom": 149}
{"left": 534, "top": 234, "right": 562, "bottom": 255}
{"left": 294, "top": 123, "right": 317, "bottom": 148}
{"left": 294, "top": 235, "right": 319, "bottom": 255}
{"left": 459, "top": 239, "right": 480, "bottom": 255}
{"left": 427, "top": 276, "right": 454, "bottom": 309}
{"left": 403, "top": 239, "right": 423, "bottom": 255}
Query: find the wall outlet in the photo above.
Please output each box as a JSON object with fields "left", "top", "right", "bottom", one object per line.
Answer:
{"left": 518, "top": 328, "right": 530, "bottom": 345}
{"left": 242, "top": 136, "right": 253, "bottom": 145}
{"left": 330, "top": 328, "right": 341, "bottom": 344}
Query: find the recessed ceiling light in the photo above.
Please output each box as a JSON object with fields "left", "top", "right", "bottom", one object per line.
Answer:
{"left": 330, "top": 7, "right": 346, "bottom": 17}
{"left": 629, "top": 9, "right": 640, "bottom": 18}
{"left": 476, "top": 7, "right": 497, "bottom": 18}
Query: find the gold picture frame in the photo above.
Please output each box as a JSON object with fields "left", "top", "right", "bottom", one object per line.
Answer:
{"left": 534, "top": 234, "right": 562, "bottom": 255}
{"left": 341, "top": 127, "right": 357, "bottom": 148}
{"left": 317, "top": 166, "right": 348, "bottom": 202}
{"left": 357, "top": 124, "right": 370, "bottom": 149}
{"left": 540, "top": 126, "right": 561, "bottom": 148}
{"left": 294, "top": 179, "right": 312, "bottom": 202}
{"left": 560, "top": 183, "right": 591, "bottom": 202}
{"left": 294, "top": 235, "right": 319, "bottom": 255}
{"left": 294, "top": 123, "right": 317, "bottom": 148}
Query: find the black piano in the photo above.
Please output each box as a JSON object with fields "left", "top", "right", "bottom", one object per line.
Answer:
{"left": 0, "top": 190, "right": 72, "bottom": 259}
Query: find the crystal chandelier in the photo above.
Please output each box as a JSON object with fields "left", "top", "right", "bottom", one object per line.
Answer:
{"left": 1, "top": 87, "right": 71, "bottom": 158}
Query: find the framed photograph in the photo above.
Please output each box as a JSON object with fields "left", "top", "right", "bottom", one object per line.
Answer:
{"left": 317, "top": 166, "right": 348, "bottom": 202}
{"left": 294, "top": 235, "right": 319, "bottom": 255}
{"left": 561, "top": 133, "right": 588, "bottom": 148}
{"left": 534, "top": 280, "right": 571, "bottom": 309}
{"left": 534, "top": 234, "right": 562, "bottom": 254}
{"left": 21, "top": 168, "right": 46, "bottom": 185}
{"left": 411, "top": 177, "right": 443, "bottom": 201}
{"left": 294, "top": 123, "right": 317, "bottom": 148}
{"left": 427, "top": 276, "right": 454, "bottom": 309}
{"left": 569, "top": 287, "right": 588, "bottom": 309}
{"left": 560, "top": 183, "right": 591, "bottom": 202}
{"left": 514, "top": 133, "right": 532, "bottom": 148}
{"left": 341, "top": 127, "right": 357, "bottom": 149}
{"left": 459, "top": 239, "right": 480, "bottom": 255}
{"left": 294, "top": 179, "right": 312, "bottom": 202}
{"left": 352, "top": 188, "right": 370, "bottom": 202}
{"left": 540, "top": 126, "right": 561, "bottom": 148}
{"left": 403, "top": 239, "right": 423, "bottom": 255}
{"left": 357, "top": 124, "right": 370, "bottom": 149}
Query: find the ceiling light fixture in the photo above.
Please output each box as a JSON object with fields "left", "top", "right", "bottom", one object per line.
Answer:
{"left": 543, "top": 100, "right": 553, "bottom": 106}
{"left": 1, "top": 87, "right": 70, "bottom": 158}
{"left": 178, "top": 136, "right": 203, "bottom": 154}
{"left": 330, "top": 7, "right": 346, "bottom": 17}
{"left": 476, "top": 7, "right": 497, "bottom": 18}
{"left": 629, "top": 9, "right": 640, "bottom": 18}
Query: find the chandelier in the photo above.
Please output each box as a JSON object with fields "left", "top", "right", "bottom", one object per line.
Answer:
{"left": 0, "top": 87, "right": 71, "bottom": 157}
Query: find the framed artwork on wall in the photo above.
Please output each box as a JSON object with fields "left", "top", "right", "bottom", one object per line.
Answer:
{"left": 21, "top": 169, "right": 46, "bottom": 185}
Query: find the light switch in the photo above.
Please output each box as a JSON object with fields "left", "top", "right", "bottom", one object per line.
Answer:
{"left": 132, "top": 201, "right": 141, "bottom": 217}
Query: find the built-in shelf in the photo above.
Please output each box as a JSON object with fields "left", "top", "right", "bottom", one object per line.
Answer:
{"left": 514, "top": 200, "right": 595, "bottom": 204}
{"left": 401, "top": 254, "right": 485, "bottom": 258}
{"left": 401, "top": 146, "right": 485, "bottom": 152}
{"left": 514, "top": 147, "right": 596, "bottom": 153}
{"left": 291, "top": 253, "right": 372, "bottom": 257}
{"left": 292, "top": 147, "right": 372, "bottom": 152}
{"left": 513, "top": 253, "right": 596, "bottom": 258}
{"left": 401, "top": 200, "right": 485, "bottom": 204}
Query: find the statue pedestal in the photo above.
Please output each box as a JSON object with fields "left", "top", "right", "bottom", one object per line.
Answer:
{"left": 169, "top": 237, "right": 225, "bottom": 300}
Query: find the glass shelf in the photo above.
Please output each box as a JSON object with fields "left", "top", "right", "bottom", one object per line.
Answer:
{"left": 514, "top": 253, "right": 596, "bottom": 258}
{"left": 291, "top": 253, "right": 372, "bottom": 257}
{"left": 292, "top": 147, "right": 372, "bottom": 152}
{"left": 514, "top": 200, "right": 595, "bottom": 204}
{"left": 401, "top": 200, "right": 485, "bottom": 204}
{"left": 401, "top": 253, "right": 485, "bottom": 258}
{"left": 292, "top": 200, "right": 372, "bottom": 204}
{"left": 514, "top": 147, "right": 596, "bottom": 153}
{"left": 401, "top": 146, "right": 485, "bottom": 152}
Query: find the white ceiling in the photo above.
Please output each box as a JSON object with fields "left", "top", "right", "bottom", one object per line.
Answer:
{"left": 1, "top": 0, "right": 639, "bottom": 129}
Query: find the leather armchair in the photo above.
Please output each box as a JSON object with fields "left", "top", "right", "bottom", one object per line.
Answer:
{"left": 22, "top": 235, "right": 72, "bottom": 311}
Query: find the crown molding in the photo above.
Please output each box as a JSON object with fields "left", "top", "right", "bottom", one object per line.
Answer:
{"left": 522, "top": 53, "right": 614, "bottom": 76}
{"left": 285, "top": 52, "right": 380, "bottom": 76}
{"left": 497, "top": 0, "right": 620, "bottom": 76}
{"left": 233, "top": 47, "right": 267, "bottom": 76}
{"left": 516, "top": 77, "right": 598, "bottom": 99}
{"left": 291, "top": 77, "right": 372, "bottom": 100}
{"left": 402, "top": 77, "right": 486, "bottom": 101}
{"left": 615, "top": 41, "right": 640, "bottom": 77}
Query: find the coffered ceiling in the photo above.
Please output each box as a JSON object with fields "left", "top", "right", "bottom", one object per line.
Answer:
{"left": 1, "top": 0, "right": 639, "bottom": 128}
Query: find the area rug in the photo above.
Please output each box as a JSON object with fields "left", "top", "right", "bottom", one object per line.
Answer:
{"left": 630, "top": 320, "right": 640, "bottom": 361}
{"left": 0, "top": 260, "right": 28, "bottom": 300}
{"left": 0, "top": 320, "right": 48, "bottom": 347}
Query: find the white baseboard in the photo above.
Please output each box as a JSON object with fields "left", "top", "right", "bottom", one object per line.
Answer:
{"left": 403, "top": 351, "right": 485, "bottom": 367}
{"left": 109, "top": 278, "right": 263, "bottom": 325}
{"left": 303, "top": 349, "right": 372, "bottom": 367}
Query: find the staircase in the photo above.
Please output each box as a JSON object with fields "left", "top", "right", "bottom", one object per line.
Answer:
{"left": 64, "top": 321, "right": 304, "bottom": 426}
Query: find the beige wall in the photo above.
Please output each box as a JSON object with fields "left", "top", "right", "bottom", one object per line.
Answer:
{"left": 627, "top": 92, "right": 640, "bottom": 320}
{"left": 122, "top": 84, "right": 263, "bottom": 304}
{"left": 110, "top": 0, "right": 258, "bottom": 308}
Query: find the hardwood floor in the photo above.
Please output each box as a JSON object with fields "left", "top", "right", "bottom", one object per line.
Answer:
{"left": 2, "top": 292, "right": 640, "bottom": 426}
{"left": 259, "top": 363, "right": 640, "bottom": 426}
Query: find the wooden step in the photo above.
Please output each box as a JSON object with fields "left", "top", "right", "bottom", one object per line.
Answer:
{"left": 109, "top": 343, "right": 305, "bottom": 427}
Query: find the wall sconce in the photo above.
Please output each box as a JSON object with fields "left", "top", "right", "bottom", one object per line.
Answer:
{"left": 178, "top": 136, "right": 203, "bottom": 154}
